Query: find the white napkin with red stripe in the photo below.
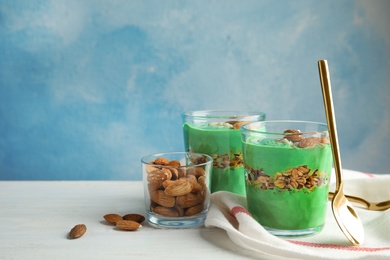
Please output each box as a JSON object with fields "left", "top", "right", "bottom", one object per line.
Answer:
{"left": 205, "top": 170, "right": 390, "bottom": 259}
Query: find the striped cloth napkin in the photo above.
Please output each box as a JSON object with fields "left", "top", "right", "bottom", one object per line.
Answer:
{"left": 205, "top": 170, "right": 390, "bottom": 259}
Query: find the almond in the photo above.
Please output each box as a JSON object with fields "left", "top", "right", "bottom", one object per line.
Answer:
{"left": 176, "top": 193, "right": 205, "bottom": 208}
{"left": 116, "top": 220, "right": 142, "bottom": 231}
{"left": 164, "top": 178, "right": 193, "bottom": 196}
{"left": 177, "top": 167, "right": 187, "bottom": 178}
{"left": 104, "top": 213, "right": 123, "bottom": 224}
{"left": 187, "top": 167, "right": 205, "bottom": 178}
{"left": 175, "top": 205, "right": 185, "bottom": 217}
{"left": 150, "top": 190, "right": 176, "bottom": 207}
{"left": 162, "top": 179, "right": 175, "bottom": 189}
{"left": 69, "top": 224, "right": 87, "bottom": 239}
{"left": 167, "top": 160, "right": 181, "bottom": 167}
{"left": 188, "top": 175, "right": 203, "bottom": 193}
{"left": 284, "top": 129, "right": 302, "bottom": 142}
{"left": 198, "top": 176, "right": 208, "bottom": 195}
{"left": 154, "top": 157, "right": 169, "bottom": 165}
{"left": 153, "top": 206, "right": 179, "bottom": 217}
{"left": 166, "top": 167, "right": 179, "bottom": 180}
{"left": 122, "top": 213, "right": 145, "bottom": 224}
{"left": 145, "top": 164, "right": 159, "bottom": 174}
{"left": 198, "top": 175, "right": 206, "bottom": 186}
{"left": 148, "top": 182, "right": 162, "bottom": 191}
{"left": 185, "top": 204, "right": 204, "bottom": 216}
{"left": 298, "top": 137, "right": 322, "bottom": 148}
{"left": 147, "top": 169, "right": 172, "bottom": 183}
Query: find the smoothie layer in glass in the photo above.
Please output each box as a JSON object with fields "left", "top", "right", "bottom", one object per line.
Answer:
{"left": 243, "top": 139, "right": 332, "bottom": 230}
{"left": 183, "top": 122, "right": 245, "bottom": 195}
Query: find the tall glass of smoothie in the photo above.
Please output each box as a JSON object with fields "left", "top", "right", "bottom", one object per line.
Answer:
{"left": 182, "top": 110, "right": 266, "bottom": 196}
{"left": 241, "top": 120, "right": 332, "bottom": 236}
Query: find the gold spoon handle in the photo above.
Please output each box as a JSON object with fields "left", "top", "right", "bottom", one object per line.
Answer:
{"left": 318, "top": 60, "right": 343, "bottom": 191}
{"left": 328, "top": 192, "right": 390, "bottom": 211}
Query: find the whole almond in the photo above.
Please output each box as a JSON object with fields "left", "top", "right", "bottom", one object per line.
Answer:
{"left": 166, "top": 167, "right": 179, "bottom": 180}
{"left": 116, "top": 220, "right": 142, "bottom": 231}
{"left": 162, "top": 179, "right": 175, "bottom": 189}
{"left": 148, "top": 182, "right": 162, "bottom": 191}
{"left": 153, "top": 206, "right": 179, "bottom": 217}
{"left": 147, "top": 169, "right": 172, "bottom": 183}
{"left": 145, "top": 164, "right": 159, "bottom": 174}
{"left": 164, "top": 178, "right": 193, "bottom": 197}
{"left": 284, "top": 129, "right": 302, "bottom": 142}
{"left": 122, "top": 213, "right": 145, "bottom": 224}
{"left": 177, "top": 167, "right": 187, "bottom": 178}
{"left": 187, "top": 167, "right": 205, "bottom": 178}
{"left": 188, "top": 175, "right": 203, "bottom": 193}
{"left": 150, "top": 190, "right": 176, "bottom": 207}
{"left": 298, "top": 137, "right": 322, "bottom": 148}
{"left": 185, "top": 204, "right": 204, "bottom": 216}
{"left": 176, "top": 193, "right": 205, "bottom": 208}
{"left": 175, "top": 205, "right": 185, "bottom": 217}
{"left": 154, "top": 157, "right": 169, "bottom": 165}
{"left": 69, "top": 224, "right": 87, "bottom": 239}
{"left": 104, "top": 213, "right": 123, "bottom": 224}
{"left": 167, "top": 160, "right": 181, "bottom": 167}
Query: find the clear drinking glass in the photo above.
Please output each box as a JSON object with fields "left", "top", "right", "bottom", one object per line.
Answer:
{"left": 182, "top": 110, "right": 266, "bottom": 196}
{"left": 241, "top": 120, "right": 333, "bottom": 236}
{"left": 142, "top": 152, "right": 213, "bottom": 228}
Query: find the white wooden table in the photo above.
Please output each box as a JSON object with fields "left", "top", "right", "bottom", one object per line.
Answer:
{"left": 0, "top": 181, "right": 279, "bottom": 260}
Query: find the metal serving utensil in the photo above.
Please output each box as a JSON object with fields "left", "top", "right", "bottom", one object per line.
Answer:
{"left": 328, "top": 192, "right": 390, "bottom": 211}
{"left": 318, "top": 59, "right": 365, "bottom": 245}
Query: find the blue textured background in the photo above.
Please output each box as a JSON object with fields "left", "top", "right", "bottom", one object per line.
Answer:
{"left": 1, "top": 1, "right": 389, "bottom": 180}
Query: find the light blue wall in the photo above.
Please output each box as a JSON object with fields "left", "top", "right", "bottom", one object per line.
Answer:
{"left": 1, "top": 0, "right": 389, "bottom": 180}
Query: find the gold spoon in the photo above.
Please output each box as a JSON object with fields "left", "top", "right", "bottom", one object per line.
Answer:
{"left": 328, "top": 192, "right": 390, "bottom": 211}
{"left": 318, "top": 59, "right": 365, "bottom": 245}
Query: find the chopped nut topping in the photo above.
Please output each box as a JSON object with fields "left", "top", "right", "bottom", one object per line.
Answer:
{"left": 284, "top": 129, "right": 302, "bottom": 142}
{"left": 246, "top": 165, "right": 329, "bottom": 191}
{"left": 211, "top": 151, "right": 243, "bottom": 169}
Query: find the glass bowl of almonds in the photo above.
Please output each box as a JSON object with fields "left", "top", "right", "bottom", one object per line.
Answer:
{"left": 141, "top": 152, "right": 213, "bottom": 228}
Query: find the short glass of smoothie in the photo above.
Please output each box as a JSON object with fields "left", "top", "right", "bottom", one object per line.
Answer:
{"left": 142, "top": 152, "right": 213, "bottom": 228}
{"left": 241, "top": 120, "right": 332, "bottom": 236}
{"left": 182, "top": 110, "right": 266, "bottom": 196}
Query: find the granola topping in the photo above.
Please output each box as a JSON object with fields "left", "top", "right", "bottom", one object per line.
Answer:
{"left": 211, "top": 151, "right": 243, "bottom": 169}
{"left": 246, "top": 165, "right": 329, "bottom": 192}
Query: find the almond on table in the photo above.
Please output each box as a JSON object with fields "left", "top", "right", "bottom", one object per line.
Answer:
{"left": 103, "top": 213, "right": 123, "bottom": 224}
{"left": 122, "top": 214, "right": 145, "bottom": 224}
{"left": 69, "top": 224, "right": 87, "bottom": 239}
{"left": 116, "top": 220, "right": 142, "bottom": 231}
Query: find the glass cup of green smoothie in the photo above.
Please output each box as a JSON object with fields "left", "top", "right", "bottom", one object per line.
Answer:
{"left": 241, "top": 120, "right": 333, "bottom": 236}
{"left": 182, "top": 110, "right": 266, "bottom": 196}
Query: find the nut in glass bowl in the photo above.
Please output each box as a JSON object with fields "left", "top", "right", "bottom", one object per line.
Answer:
{"left": 141, "top": 152, "right": 213, "bottom": 228}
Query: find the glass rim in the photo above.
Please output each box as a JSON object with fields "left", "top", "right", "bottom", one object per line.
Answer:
{"left": 241, "top": 120, "right": 328, "bottom": 135}
{"left": 141, "top": 151, "right": 213, "bottom": 167}
{"left": 182, "top": 110, "right": 266, "bottom": 120}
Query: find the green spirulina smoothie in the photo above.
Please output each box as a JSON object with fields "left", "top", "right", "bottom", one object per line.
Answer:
{"left": 243, "top": 139, "right": 332, "bottom": 232}
{"left": 183, "top": 122, "right": 246, "bottom": 195}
